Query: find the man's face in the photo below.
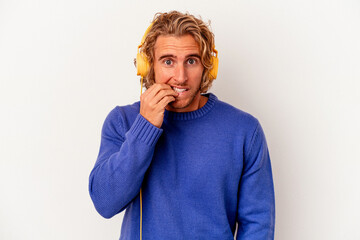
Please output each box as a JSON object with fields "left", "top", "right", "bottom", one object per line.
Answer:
{"left": 153, "top": 34, "right": 204, "bottom": 112}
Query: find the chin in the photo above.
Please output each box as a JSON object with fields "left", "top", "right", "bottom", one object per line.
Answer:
{"left": 168, "top": 99, "right": 191, "bottom": 109}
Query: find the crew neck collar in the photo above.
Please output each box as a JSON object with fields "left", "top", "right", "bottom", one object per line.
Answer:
{"left": 164, "top": 93, "right": 217, "bottom": 121}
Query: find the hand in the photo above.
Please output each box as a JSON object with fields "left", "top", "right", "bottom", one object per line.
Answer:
{"left": 140, "top": 83, "right": 178, "bottom": 128}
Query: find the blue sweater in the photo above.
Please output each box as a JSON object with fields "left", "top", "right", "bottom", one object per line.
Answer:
{"left": 89, "top": 93, "right": 275, "bottom": 239}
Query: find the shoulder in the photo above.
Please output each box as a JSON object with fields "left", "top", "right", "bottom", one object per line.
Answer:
{"left": 102, "top": 101, "right": 140, "bottom": 137}
{"left": 209, "top": 94, "right": 265, "bottom": 151}
{"left": 211, "top": 94, "right": 260, "bottom": 130}
{"left": 105, "top": 101, "right": 139, "bottom": 122}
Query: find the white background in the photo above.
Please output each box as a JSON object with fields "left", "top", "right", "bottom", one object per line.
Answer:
{"left": 1, "top": 0, "right": 359, "bottom": 239}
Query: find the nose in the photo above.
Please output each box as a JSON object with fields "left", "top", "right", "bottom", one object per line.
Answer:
{"left": 174, "top": 63, "right": 187, "bottom": 84}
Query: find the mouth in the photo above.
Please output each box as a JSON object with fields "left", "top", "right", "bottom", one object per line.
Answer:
{"left": 172, "top": 86, "right": 188, "bottom": 93}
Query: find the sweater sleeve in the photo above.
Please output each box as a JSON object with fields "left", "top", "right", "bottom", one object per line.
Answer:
{"left": 236, "top": 121, "right": 275, "bottom": 240}
{"left": 89, "top": 108, "right": 162, "bottom": 219}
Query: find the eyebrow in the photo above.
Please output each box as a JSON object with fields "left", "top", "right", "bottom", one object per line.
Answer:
{"left": 158, "top": 54, "right": 175, "bottom": 61}
{"left": 158, "top": 54, "right": 201, "bottom": 61}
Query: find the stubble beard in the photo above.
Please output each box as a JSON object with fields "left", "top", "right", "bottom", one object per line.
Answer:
{"left": 168, "top": 86, "right": 201, "bottom": 111}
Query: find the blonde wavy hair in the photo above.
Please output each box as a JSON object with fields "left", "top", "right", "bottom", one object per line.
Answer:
{"left": 137, "top": 11, "right": 216, "bottom": 93}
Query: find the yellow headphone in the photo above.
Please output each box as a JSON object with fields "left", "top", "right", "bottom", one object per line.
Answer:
{"left": 136, "top": 22, "right": 219, "bottom": 83}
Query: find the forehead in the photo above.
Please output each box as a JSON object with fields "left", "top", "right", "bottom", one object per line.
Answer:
{"left": 154, "top": 34, "right": 200, "bottom": 56}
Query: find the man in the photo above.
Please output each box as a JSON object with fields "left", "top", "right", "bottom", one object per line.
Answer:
{"left": 89, "top": 11, "right": 275, "bottom": 239}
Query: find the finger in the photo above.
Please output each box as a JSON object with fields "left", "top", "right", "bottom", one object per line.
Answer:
{"left": 143, "top": 90, "right": 177, "bottom": 111}
{"left": 157, "top": 95, "right": 176, "bottom": 109}
{"left": 142, "top": 84, "right": 177, "bottom": 105}
{"left": 146, "top": 83, "right": 172, "bottom": 93}
{"left": 152, "top": 89, "right": 178, "bottom": 103}
{"left": 141, "top": 83, "right": 172, "bottom": 101}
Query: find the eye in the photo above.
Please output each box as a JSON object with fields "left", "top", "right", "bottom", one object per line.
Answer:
{"left": 164, "top": 59, "right": 173, "bottom": 65}
{"left": 187, "top": 58, "right": 196, "bottom": 65}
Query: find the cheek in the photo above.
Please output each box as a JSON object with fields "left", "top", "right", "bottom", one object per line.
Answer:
{"left": 154, "top": 68, "right": 174, "bottom": 84}
{"left": 190, "top": 67, "right": 204, "bottom": 82}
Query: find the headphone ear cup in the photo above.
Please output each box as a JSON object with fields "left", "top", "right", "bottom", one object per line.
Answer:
{"left": 208, "top": 55, "right": 219, "bottom": 80}
{"left": 136, "top": 52, "right": 150, "bottom": 77}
